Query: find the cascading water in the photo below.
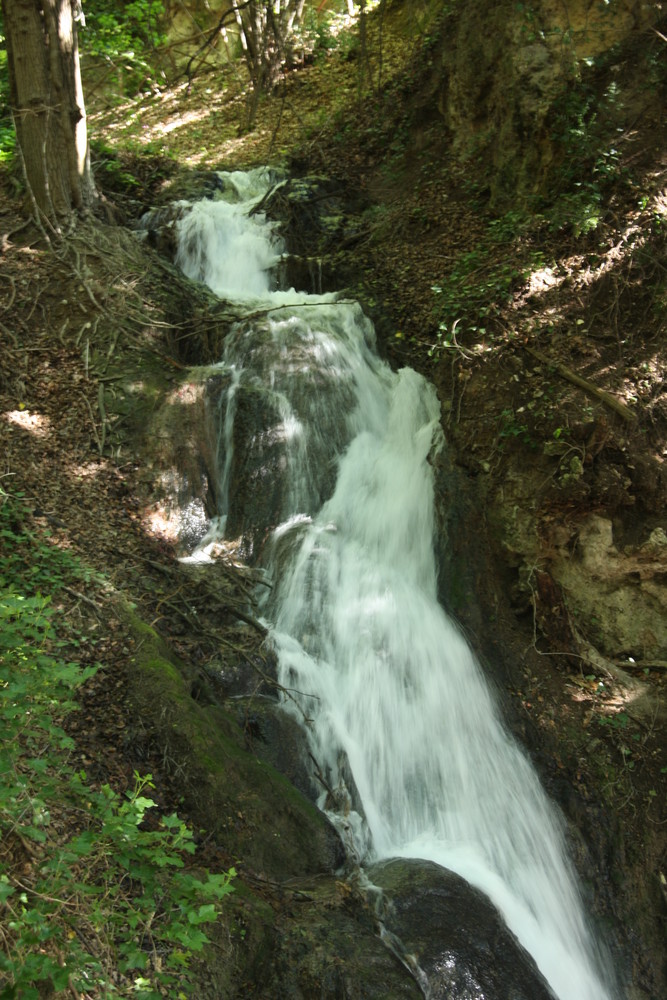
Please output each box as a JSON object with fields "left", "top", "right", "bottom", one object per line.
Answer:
{"left": 175, "top": 169, "right": 617, "bottom": 1000}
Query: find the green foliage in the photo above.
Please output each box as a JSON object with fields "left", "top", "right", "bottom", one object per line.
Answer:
{"left": 499, "top": 408, "right": 533, "bottom": 448}
{"left": 0, "top": 42, "right": 14, "bottom": 165}
{"left": 597, "top": 710, "right": 630, "bottom": 732}
{"left": 91, "top": 139, "right": 142, "bottom": 192}
{"left": 429, "top": 211, "right": 544, "bottom": 357}
{"left": 0, "top": 492, "right": 234, "bottom": 997}
{"left": 546, "top": 58, "right": 629, "bottom": 234}
{"left": 0, "top": 122, "right": 15, "bottom": 164}
{"left": 84, "top": 0, "right": 166, "bottom": 57}
{"left": 301, "top": 7, "right": 340, "bottom": 59}
{"left": 81, "top": 0, "right": 167, "bottom": 95}
{"left": 0, "top": 492, "right": 96, "bottom": 595}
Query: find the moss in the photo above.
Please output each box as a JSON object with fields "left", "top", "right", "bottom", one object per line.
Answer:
{"left": 118, "top": 599, "right": 343, "bottom": 879}
{"left": 141, "top": 656, "right": 182, "bottom": 685}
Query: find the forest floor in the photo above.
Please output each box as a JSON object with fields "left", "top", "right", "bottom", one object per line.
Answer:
{"left": 1, "top": 5, "right": 666, "bottom": 997}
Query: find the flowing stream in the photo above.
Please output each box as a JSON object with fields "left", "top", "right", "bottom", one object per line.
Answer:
{"left": 175, "top": 169, "right": 615, "bottom": 1000}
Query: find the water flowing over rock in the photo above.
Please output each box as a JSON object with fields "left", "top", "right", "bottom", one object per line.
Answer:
{"left": 369, "top": 858, "right": 555, "bottom": 1000}
{"left": 170, "top": 167, "right": 617, "bottom": 1000}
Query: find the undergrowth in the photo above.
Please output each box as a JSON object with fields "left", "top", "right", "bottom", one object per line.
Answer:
{"left": 429, "top": 211, "right": 546, "bottom": 356}
{"left": 0, "top": 489, "right": 234, "bottom": 998}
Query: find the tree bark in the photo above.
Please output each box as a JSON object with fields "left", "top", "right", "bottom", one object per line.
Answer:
{"left": 1, "top": 0, "right": 95, "bottom": 221}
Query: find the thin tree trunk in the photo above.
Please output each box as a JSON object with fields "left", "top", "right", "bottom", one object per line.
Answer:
{"left": 358, "top": 0, "right": 367, "bottom": 103}
{"left": 377, "top": 0, "right": 385, "bottom": 92}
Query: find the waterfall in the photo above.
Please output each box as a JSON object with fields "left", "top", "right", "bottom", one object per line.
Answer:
{"left": 175, "top": 169, "right": 616, "bottom": 1000}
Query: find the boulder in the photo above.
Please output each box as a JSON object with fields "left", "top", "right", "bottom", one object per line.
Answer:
{"left": 369, "top": 858, "right": 555, "bottom": 1000}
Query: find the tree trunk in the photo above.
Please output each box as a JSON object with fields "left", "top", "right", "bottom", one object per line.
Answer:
{"left": 1, "top": 0, "right": 95, "bottom": 221}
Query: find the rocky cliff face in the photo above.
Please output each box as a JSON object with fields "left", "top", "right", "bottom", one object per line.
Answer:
{"left": 428, "top": 0, "right": 660, "bottom": 206}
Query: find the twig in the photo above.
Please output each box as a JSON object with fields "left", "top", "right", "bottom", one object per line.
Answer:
{"left": 0, "top": 273, "right": 17, "bottom": 311}
{"left": 524, "top": 346, "right": 638, "bottom": 423}
{"left": 80, "top": 392, "right": 103, "bottom": 454}
{"left": 240, "top": 648, "right": 318, "bottom": 723}
{"left": 308, "top": 751, "right": 335, "bottom": 799}
{"left": 0, "top": 319, "right": 19, "bottom": 347}
{"left": 63, "top": 585, "right": 104, "bottom": 612}
{"left": 183, "top": 0, "right": 253, "bottom": 88}
{"left": 97, "top": 383, "right": 108, "bottom": 454}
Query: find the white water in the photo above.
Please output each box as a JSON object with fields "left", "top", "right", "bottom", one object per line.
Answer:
{"left": 175, "top": 169, "right": 615, "bottom": 1000}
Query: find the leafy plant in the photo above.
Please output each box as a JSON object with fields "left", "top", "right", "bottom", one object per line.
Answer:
{"left": 0, "top": 493, "right": 235, "bottom": 997}
{"left": 429, "top": 211, "right": 543, "bottom": 355}
{"left": 0, "top": 491, "right": 96, "bottom": 594}
{"left": 499, "top": 408, "right": 533, "bottom": 447}
{"left": 545, "top": 52, "right": 632, "bottom": 236}
{"left": 0, "top": 35, "right": 14, "bottom": 165}
{"left": 0, "top": 122, "right": 15, "bottom": 164}
{"left": 84, "top": 0, "right": 166, "bottom": 58}
{"left": 91, "top": 139, "right": 142, "bottom": 192}
{"left": 81, "top": 0, "right": 167, "bottom": 95}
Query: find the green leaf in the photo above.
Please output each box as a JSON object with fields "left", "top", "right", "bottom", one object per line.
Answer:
{"left": 188, "top": 903, "right": 217, "bottom": 925}
{"left": 0, "top": 875, "right": 16, "bottom": 902}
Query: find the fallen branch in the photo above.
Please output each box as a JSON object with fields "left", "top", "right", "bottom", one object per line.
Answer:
{"left": 524, "top": 346, "right": 638, "bottom": 423}
{"left": 308, "top": 750, "right": 335, "bottom": 798}
{"left": 80, "top": 392, "right": 103, "bottom": 454}
{"left": 614, "top": 659, "right": 667, "bottom": 673}
{"left": 63, "top": 585, "right": 104, "bottom": 612}
{"left": 239, "top": 648, "right": 318, "bottom": 724}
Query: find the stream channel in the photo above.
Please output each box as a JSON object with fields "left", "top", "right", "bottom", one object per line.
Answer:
{"left": 170, "top": 168, "right": 618, "bottom": 1000}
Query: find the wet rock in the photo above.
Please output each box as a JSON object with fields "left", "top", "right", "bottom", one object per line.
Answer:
{"left": 141, "top": 369, "right": 220, "bottom": 551}
{"left": 369, "top": 858, "right": 555, "bottom": 1000}
{"left": 277, "top": 252, "right": 335, "bottom": 295}
{"left": 163, "top": 169, "right": 283, "bottom": 204}
{"left": 135, "top": 202, "right": 188, "bottom": 258}
{"left": 263, "top": 879, "right": 422, "bottom": 999}
{"left": 257, "top": 174, "right": 366, "bottom": 292}
{"left": 234, "top": 698, "right": 317, "bottom": 804}
{"left": 223, "top": 379, "right": 290, "bottom": 561}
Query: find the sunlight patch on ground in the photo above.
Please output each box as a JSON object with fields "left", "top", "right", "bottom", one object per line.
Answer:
{"left": 527, "top": 267, "right": 561, "bottom": 295}
{"left": 3, "top": 409, "right": 51, "bottom": 436}
{"left": 70, "top": 461, "right": 104, "bottom": 480}
{"left": 523, "top": 205, "right": 658, "bottom": 308}
{"left": 90, "top": 74, "right": 259, "bottom": 166}
{"left": 144, "top": 504, "right": 181, "bottom": 542}
{"left": 150, "top": 106, "right": 213, "bottom": 137}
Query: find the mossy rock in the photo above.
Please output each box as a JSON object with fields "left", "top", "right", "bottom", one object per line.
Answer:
{"left": 120, "top": 603, "right": 344, "bottom": 879}
{"left": 255, "top": 877, "right": 422, "bottom": 999}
